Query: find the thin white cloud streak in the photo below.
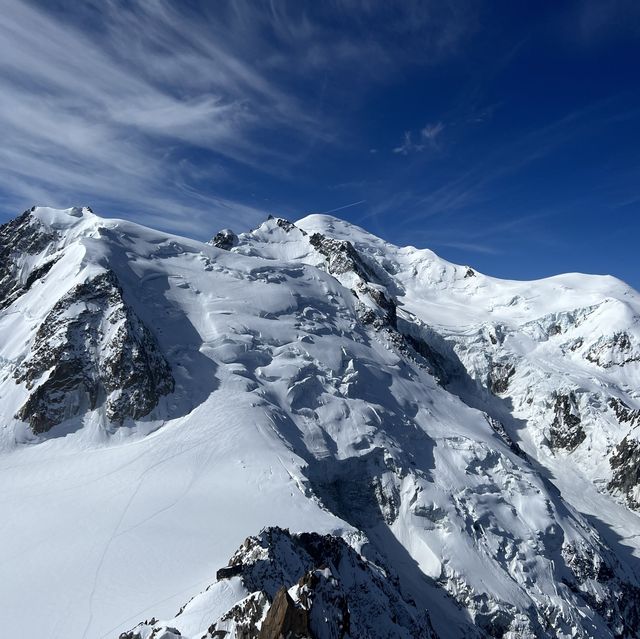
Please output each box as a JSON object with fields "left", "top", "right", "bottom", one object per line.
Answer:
{"left": 394, "top": 99, "right": 620, "bottom": 228}
{"left": 355, "top": 100, "right": 622, "bottom": 255}
{"left": 393, "top": 132, "right": 423, "bottom": 155}
{"left": 0, "top": 0, "right": 319, "bottom": 234}
{"left": 571, "top": 0, "right": 640, "bottom": 43}
{"left": 321, "top": 200, "right": 367, "bottom": 214}
{"left": 0, "top": 0, "right": 474, "bottom": 235}
{"left": 393, "top": 122, "right": 444, "bottom": 154}
{"left": 430, "top": 240, "right": 499, "bottom": 255}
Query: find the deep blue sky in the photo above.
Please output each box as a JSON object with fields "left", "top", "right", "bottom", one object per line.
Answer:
{"left": 1, "top": 1, "right": 639, "bottom": 286}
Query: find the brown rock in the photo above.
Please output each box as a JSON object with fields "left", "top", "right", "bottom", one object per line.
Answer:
{"left": 259, "top": 587, "right": 310, "bottom": 639}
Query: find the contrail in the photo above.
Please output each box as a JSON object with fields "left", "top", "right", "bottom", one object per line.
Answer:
{"left": 321, "top": 200, "right": 366, "bottom": 214}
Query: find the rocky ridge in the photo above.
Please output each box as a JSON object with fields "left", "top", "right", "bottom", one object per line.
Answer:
{"left": 14, "top": 268, "right": 173, "bottom": 433}
{"left": 0, "top": 207, "right": 60, "bottom": 310}
{"left": 121, "top": 527, "right": 438, "bottom": 639}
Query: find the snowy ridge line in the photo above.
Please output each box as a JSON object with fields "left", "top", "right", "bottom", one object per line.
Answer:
{"left": 1, "top": 206, "right": 640, "bottom": 638}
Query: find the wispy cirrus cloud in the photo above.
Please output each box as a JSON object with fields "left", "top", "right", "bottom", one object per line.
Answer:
{"left": 393, "top": 122, "right": 445, "bottom": 155}
{"left": 569, "top": 0, "right": 640, "bottom": 44}
{"left": 353, "top": 95, "right": 635, "bottom": 262}
{"left": 391, "top": 98, "right": 625, "bottom": 228}
{"left": 0, "top": 0, "right": 475, "bottom": 235}
{"left": 421, "top": 121, "right": 445, "bottom": 143}
{"left": 428, "top": 240, "right": 499, "bottom": 255}
{"left": 0, "top": 0, "right": 299, "bottom": 233}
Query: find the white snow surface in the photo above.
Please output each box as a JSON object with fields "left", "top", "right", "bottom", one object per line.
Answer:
{"left": 0, "top": 207, "right": 639, "bottom": 638}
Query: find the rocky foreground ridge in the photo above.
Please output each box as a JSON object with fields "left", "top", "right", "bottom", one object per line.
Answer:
{"left": 121, "top": 527, "right": 437, "bottom": 639}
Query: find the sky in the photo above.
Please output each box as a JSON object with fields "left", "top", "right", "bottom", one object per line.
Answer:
{"left": 1, "top": 0, "right": 639, "bottom": 287}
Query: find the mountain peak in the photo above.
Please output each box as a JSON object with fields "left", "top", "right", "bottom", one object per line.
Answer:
{"left": 31, "top": 204, "right": 93, "bottom": 227}
{"left": 1, "top": 205, "right": 640, "bottom": 638}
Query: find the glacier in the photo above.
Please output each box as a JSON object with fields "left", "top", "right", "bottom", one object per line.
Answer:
{"left": 1, "top": 206, "right": 640, "bottom": 638}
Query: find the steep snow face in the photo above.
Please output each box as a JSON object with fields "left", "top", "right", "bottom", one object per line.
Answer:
{"left": 294, "top": 214, "right": 640, "bottom": 512}
{"left": 1, "top": 208, "right": 640, "bottom": 639}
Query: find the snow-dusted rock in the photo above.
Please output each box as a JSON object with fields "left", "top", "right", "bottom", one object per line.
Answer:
{"left": 14, "top": 269, "right": 173, "bottom": 433}
{"left": 210, "top": 228, "right": 238, "bottom": 251}
{"left": 122, "top": 527, "right": 437, "bottom": 639}
{"left": 548, "top": 391, "right": 586, "bottom": 451}
{"left": 1, "top": 207, "right": 640, "bottom": 639}
{"left": 0, "top": 207, "right": 59, "bottom": 310}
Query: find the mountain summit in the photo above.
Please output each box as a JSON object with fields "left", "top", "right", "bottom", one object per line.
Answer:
{"left": 1, "top": 207, "right": 640, "bottom": 638}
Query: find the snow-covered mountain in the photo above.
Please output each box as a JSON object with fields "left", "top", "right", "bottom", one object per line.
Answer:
{"left": 2, "top": 206, "right": 640, "bottom": 639}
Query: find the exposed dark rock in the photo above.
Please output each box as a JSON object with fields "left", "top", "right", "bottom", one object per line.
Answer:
{"left": 464, "top": 267, "right": 475, "bottom": 278}
{"left": 23, "top": 256, "right": 60, "bottom": 291}
{"left": 371, "top": 473, "right": 401, "bottom": 525}
{"left": 488, "top": 361, "right": 516, "bottom": 395}
{"left": 216, "top": 563, "right": 244, "bottom": 581}
{"left": 236, "top": 528, "right": 434, "bottom": 639}
{"left": 485, "top": 415, "right": 527, "bottom": 459}
{"left": 210, "top": 229, "right": 238, "bottom": 251}
{"left": 214, "top": 592, "right": 267, "bottom": 639}
{"left": 563, "top": 541, "right": 613, "bottom": 583}
{"left": 0, "top": 209, "right": 59, "bottom": 310}
{"left": 274, "top": 217, "right": 300, "bottom": 233}
{"left": 608, "top": 398, "right": 640, "bottom": 428}
{"left": 548, "top": 323, "right": 562, "bottom": 336}
{"left": 118, "top": 619, "right": 180, "bottom": 639}
{"left": 608, "top": 436, "right": 640, "bottom": 511}
{"left": 309, "top": 232, "right": 374, "bottom": 281}
{"left": 354, "top": 303, "right": 378, "bottom": 327}
{"left": 562, "top": 541, "right": 640, "bottom": 638}
{"left": 298, "top": 568, "right": 351, "bottom": 639}
{"left": 401, "top": 331, "right": 450, "bottom": 385}
{"left": 119, "top": 623, "right": 182, "bottom": 639}
{"left": 14, "top": 269, "right": 174, "bottom": 433}
{"left": 568, "top": 338, "right": 584, "bottom": 352}
{"left": 488, "top": 324, "right": 508, "bottom": 347}
{"left": 354, "top": 281, "right": 397, "bottom": 330}
{"left": 124, "top": 527, "right": 436, "bottom": 639}
{"left": 365, "top": 284, "right": 397, "bottom": 327}
{"left": 307, "top": 230, "right": 405, "bottom": 341}
{"left": 585, "top": 332, "right": 640, "bottom": 368}
{"left": 549, "top": 392, "right": 586, "bottom": 451}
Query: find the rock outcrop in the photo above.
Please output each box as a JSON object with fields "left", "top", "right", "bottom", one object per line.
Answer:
{"left": 0, "top": 208, "right": 59, "bottom": 310}
{"left": 210, "top": 228, "right": 238, "bottom": 251}
{"left": 609, "top": 435, "right": 640, "bottom": 510}
{"left": 549, "top": 391, "right": 586, "bottom": 451}
{"left": 123, "top": 527, "right": 437, "bottom": 639}
{"left": 14, "top": 269, "right": 174, "bottom": 433}
{"left": 585, "top": 332, "right": 640, "bottom": 368}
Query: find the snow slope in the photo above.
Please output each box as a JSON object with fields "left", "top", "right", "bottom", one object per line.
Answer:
{"left": 292, "top": 214, "right": 640, "bottom": 549}
{"left": 1, "top": 207, "right": 640, "bottom": 638}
